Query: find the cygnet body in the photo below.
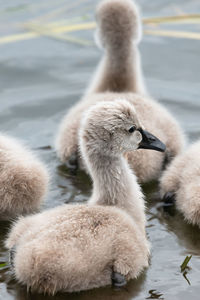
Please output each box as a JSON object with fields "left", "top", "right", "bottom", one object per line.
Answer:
{"left": 0, "top": 134, "right": 49, "bottom": 219}
{"left": 6, "top": 100, "right": 165, "bottom": 294}
{"left": 160, "top": 140, "right": 200, "bottom": 227}
{"left": 56, "top": 0, "right": 184, "bottom": 183}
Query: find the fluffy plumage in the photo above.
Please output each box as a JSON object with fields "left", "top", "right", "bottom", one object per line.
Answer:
{"left": 0, "top": 134, "right": 49, "bottom": 219}
{"left": 160, "top": 141, "right": 200, "bottom": 227}
{"left": 6, "top": 100, "right": 151, "bottom": 294}
{"left": 56, "top": 0, "right": 184, "bottom": 183}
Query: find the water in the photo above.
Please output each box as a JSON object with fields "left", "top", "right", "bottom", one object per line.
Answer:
{"left": 0, "top": 0, "right": 200, "bottom": 299}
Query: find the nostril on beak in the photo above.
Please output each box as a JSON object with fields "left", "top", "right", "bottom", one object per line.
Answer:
{"left": 149, "top": 137, "right": 156, "bottom": 142}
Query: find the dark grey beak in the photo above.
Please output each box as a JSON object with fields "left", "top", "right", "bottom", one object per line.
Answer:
{"left": 138, "top": 128, "right": 166, "bottom": 152}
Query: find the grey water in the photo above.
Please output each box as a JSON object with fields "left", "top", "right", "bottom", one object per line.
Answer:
{"left": 0, "top": 0, "right": 200, "bottom": 299}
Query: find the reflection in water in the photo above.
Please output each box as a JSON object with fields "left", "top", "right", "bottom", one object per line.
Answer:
{"left": 9, "top": 274, "right": 146, "bottom": 300}
{"left": 57, "top": 163, "right": 92, "bottom": 201}
{"left": 146, "top": 289, "right": 164, "bottom": 299}
{"left": 146, "top": 181, "right": 200, "bottom": 257}
{"left": 156, "top": 202, "right": 200, "bottom": 255}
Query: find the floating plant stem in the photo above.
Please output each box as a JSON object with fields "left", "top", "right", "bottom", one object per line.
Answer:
{"left": 180, "top": 255, "right": 192, "bottom": 273}
{"left": 143, "top": 14, "right": 200, "bottom": 25}
{"left": 24, "top": 23, "right": 92, "bottom": 45}
{"left": 0, "top": 262, "right": 8, "bottom": 269}
{"left": 144, "top": 29, "right": 200, "bottom": 40}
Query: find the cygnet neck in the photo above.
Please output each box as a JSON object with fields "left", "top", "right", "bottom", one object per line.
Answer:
{"left": 87, "top": 150, "right": 146, "bottom": 232}
{"left": 91, "top": 42, "right": 146, "bottom": 95}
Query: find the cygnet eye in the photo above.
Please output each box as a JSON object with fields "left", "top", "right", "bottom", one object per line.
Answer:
{"left": 128, "top": 125, "right": 136, "bottom": 133}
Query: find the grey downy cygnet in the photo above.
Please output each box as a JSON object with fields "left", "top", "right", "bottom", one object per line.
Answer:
{"left": 56, "top": 0, "right": 185, "bottom": 183}
{"left": 6, "top": 100, "right": 165, "bottom": 294}
{"left": 160, "top": 140, "right": 200, "bottom": 227}
{"left": 0, "top": 134, "right": 49, "bottom": 219}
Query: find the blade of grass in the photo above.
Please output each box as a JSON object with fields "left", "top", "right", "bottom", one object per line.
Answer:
{"left": 180, "top": 255, "right": 192, "bottom": 272}
{"left": 143, "top": 14, "right": 200, "bottom": 25}
{"left": 43, "top": 16, "right": 91, "bottom": 28}
{"left": 144, "top": 29, "right": 200, "bottom": 40}
{"left": 25, "top": 21, "right": 96, "bottom": 33}
{"left": 25, "top": 23, "right": 93, "bottom": 46}
{"left": 48, "top": 22, "right": 96, "bottom": 33}
{"left": 0, "top": 262, "right": 8, "bottom": 269}
{"left": 0, "top": 32, "right": 38, "bottom": 45}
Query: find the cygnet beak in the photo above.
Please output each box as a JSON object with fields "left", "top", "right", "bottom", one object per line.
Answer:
{"left": 137, "top": 128, "right": 166, "bottom": 152}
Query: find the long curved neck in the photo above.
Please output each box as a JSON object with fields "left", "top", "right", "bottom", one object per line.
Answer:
{"left": 87, "top": 43, "right": 147, "bottom": 95}
{"left": 87, "top": 152, "right": 146, "bottom": 232}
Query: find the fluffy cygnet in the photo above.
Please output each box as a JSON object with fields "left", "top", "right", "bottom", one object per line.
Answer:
{"left": 160, "top": 140, "right": 200, "bottom": 227}
{"left": 56, "top": 0, "right": 184, "bottom": 183}
{"left": 0, "top": 134, "right": 49, "bottom": 219}
{"left": 6, "top": 100, "right": 165, "bottom": 294}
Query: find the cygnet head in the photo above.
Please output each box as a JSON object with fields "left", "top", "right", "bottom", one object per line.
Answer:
{"left": 79, "top": 99, "right": 166, "bottom": 159}
{"left": 95, "top": 0, "right": 142, "bottom": 50}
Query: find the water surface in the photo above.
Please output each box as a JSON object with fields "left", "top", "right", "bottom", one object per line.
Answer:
{"left": 0, "top": 1, "right": 200, "bottom": 299}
